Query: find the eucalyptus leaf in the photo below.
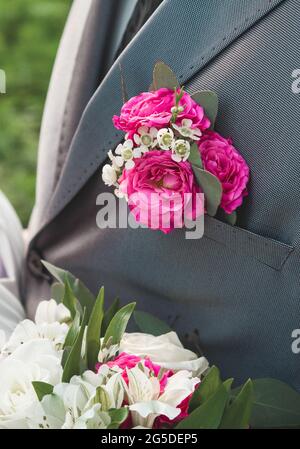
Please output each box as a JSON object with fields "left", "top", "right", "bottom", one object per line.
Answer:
{"left": 101, "top": 297, "right": 120, "bottom": 337}
{"left": 224, "top": 211, "right": 237, "bottom": 226}
{"left": 220, "top": 379, "right": 253, "bottom": 429}
{"left": 188, "top": 143, "right": 203, "bottom": 169}
{"left": 189, "top": 365, "right": 221, "bottom": 412}
{"left": 102, "top": 302, "right": 136, "bottom": 349}
{"left": 62, "top": 309, "right": 87, "bottom": 382}
{"left": 192, "top": 166, "right": 222, "bottom": 216}
{"left": 177, "top": 384, "right": 229, "bottom": 429}
{"left": 86, "top": 287, "right": 105, "bottom": 370}
{"left": 152, "top": 61, "right": 179, "bottom": 90}
{"left": 192, "top": 90, "right": 219, "bottom": 128}
{"left": 134, "top": 310, "right": 172, "bottom": 336}
{"left": 233, "top": 378, "right": 300, "bottom": 429}
{"left": 32, "top": 381, "right": 54, "bottom": 402}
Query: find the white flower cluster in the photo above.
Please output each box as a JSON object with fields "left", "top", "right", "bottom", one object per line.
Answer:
{"left": 0, "top": 301, "right": 208, "bottom": 429}
{"left": 102, "top": 120, "right": 202, "bottom": 195}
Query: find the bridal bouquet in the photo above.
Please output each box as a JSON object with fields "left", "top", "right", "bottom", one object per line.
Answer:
{"left": 1, "top": 262, "right": 300, "bottom": 429}
{"left": 102, "top": 62, "right": 250, "bottom": 232}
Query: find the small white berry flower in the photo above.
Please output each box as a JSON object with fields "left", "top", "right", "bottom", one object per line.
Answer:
{"left": 172, "top": 119, "right": 202, "bottom": 140}
{"left": 171, "top": 139, "right": 191, "bottom": 162}
{"left": 115, "top": 139, "right": 141, "bottom": 170}
{"left": 134, "top": 126, "right": 158, "bottom": 152}
{"left": 157, "top": 128, "right": 175, "bottom": 150}
{"left": 108, "top": 150, "right": 123, "bottom": 170}
{"left": 102, "top": 164, "right": 118, "bottom": 186}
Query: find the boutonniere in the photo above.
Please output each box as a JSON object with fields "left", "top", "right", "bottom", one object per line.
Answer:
{"left": 102, "top": 62, "right": 250, "bottom": 233}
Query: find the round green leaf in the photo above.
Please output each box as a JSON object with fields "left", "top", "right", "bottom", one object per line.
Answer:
{"left": 152, "top": 61, "right": 179, "bottom": 90}
{"left": 192, "top": 90, "right": 219, "bottom": 128}
{"left": 192, "top": 166, "right": 222, "bottom": 216}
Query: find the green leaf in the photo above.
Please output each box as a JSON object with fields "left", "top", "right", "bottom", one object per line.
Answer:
{"left": 189, "top": 366, "right": 222, "bottom": 412}
{"left": 220, "top": 379, "right": 253, "bottom": 429}
{"left": 235, "top": 378, "right": 300, "bottom": 429}
{"left": 108, "top": 408, "right": 129, "bottom": 429}
{"left": 224, "top": 211, "right": 237, "bottom": 226}
{"left": 32, "top": 381, "right": 54, "bottom": 401}
{"left": 223, "top": 378, "right": 234, "bottom": 393}
{"left": 152, "top": 61, "right": 179, "bottom": 90}
{"left": 50, "top": 282, "right": 65, "bottom": 303}
{"left": 192, "top": 166, "right": 222, "bottom": 216}
{"left": 42, "top": 260, "right": 76, "bottom": 285}
{"left": 61, "top": 346, "right": 71, "bottom": 368}
{"left": 101, "top": 297, "right": 120, "bottom": 337}
{"left": 63, "top": 280, "right": 77, "bottom": 319}
{"left": 102, "top": 302, "right": 136, "bottom": 349}
{"left": 177, "top": 383, "right": 229, "bottom": 429}
{"left": 42, "top": 261, "right": 94, "bottom": 318}
{"left": 86, "top": 287, "right": 105, "bottom": 370}
{"left": 63, "top": 311, "right": 80, "bottom": 348}
{"left": 134, "top": 310, "right": 172, "bottom": 336}
{"left": 192, "top": 90, "right": 219, "bottom": 128}
{"left": 62, "top": 309, "right": 87, "bottom": 382}
{"left": 188, "top": 143, "right": 203, "bottom": 169}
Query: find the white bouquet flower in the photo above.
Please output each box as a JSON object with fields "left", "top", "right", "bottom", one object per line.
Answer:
{"left": 0, "top": 262, "right": 299, "bottom": 430}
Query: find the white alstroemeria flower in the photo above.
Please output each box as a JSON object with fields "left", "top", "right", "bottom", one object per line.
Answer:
{"left": 124, "top": 365, "right": 199, "bottom": 428}
{"left": 173, "top": 119, "right": 202, "bottom": 140}
{"left": 102, "top": 164, "right": 118, "bottom": 186}
{"left": 120, "top": 331, "right": 209, "bottom": 375}
{"left": 73, "top": 404, "right": 111, "bottom": 429}
{"left": 133, "top": 126, "right": 158, "bottom": 152}
{"left": 35, "top": 299, "right": 71, "bottom": 325}
{"left": 29, "top": 369, "right": 119, "bottom": 429}
{"left": 108, "top": 150, "right": 123, "bottom": 171}
{"left": 3, "top": 319, "right": 69, "bottom": 354}
{"left": 115, "top": 139, "right": 141, "bottom": 170}
{"left": 171, "top": 139, "right": 191, "bottom": 162}
{"left": 0, "top": 339, "right": 62, "bottom": 429}
{"left": 98, "top": 341, "right": 119, "bottom": 363}
{"left": 157, "top": 128, "right": 175, "bottom": 150}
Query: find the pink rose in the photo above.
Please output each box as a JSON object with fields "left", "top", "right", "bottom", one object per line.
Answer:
{"left": 198, "top": 131, "right": 250, "bottom": 214}
{"left": 113, "top": 88, "right": 210, "bottom": 136}
{"left": 118, "top": 150, "right": 204, "bottom": 233}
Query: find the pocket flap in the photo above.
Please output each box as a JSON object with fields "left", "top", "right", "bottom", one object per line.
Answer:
{"left": 204, "top": 216, "right": 294, "bottom": 271}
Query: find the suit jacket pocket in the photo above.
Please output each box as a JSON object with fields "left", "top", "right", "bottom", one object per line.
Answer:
{"left": 203, "top": 216, "right": 294, "bottom": 271}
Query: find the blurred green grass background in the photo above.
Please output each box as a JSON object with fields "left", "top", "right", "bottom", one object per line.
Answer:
{"left": 0, "top": 0, "right": 71, "bottom": 226}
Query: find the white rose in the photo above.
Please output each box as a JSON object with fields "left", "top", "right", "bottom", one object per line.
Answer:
{"left": 102, "top": 164, "right": 117, "bottom": 186}
{"left": 35, "top": 299, "right": 71, "bottom": 325}
{"left": 120, "top": 331, "right": 209, "bottom": 375}
{"left": 0, "top": 339, "right": 62, "bottom": 429}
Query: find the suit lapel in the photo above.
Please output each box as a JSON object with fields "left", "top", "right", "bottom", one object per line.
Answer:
{"left": 41, "top": 0, "right": 284, "bottom": 230}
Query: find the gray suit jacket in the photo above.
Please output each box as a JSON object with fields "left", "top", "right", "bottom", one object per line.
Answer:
{"left": 25, "top": 0, "right": 300, "bottom": 389}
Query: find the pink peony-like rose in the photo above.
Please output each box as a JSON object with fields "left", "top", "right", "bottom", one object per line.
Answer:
{"left": 113, "top": 88, "right": 210, "bottom": 136}
{"left": 118, "top": 150, "right": 204, "bottom": 233}
{"left": 198, "top": 131, "right": 250, "bottom": 214}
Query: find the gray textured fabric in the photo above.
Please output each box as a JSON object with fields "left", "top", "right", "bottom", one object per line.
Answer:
{"left": 25, "top": 0, "right": 300, "bottom": 389}
{"left": 30, "top": 0, "right": 116, "bottom": 235}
